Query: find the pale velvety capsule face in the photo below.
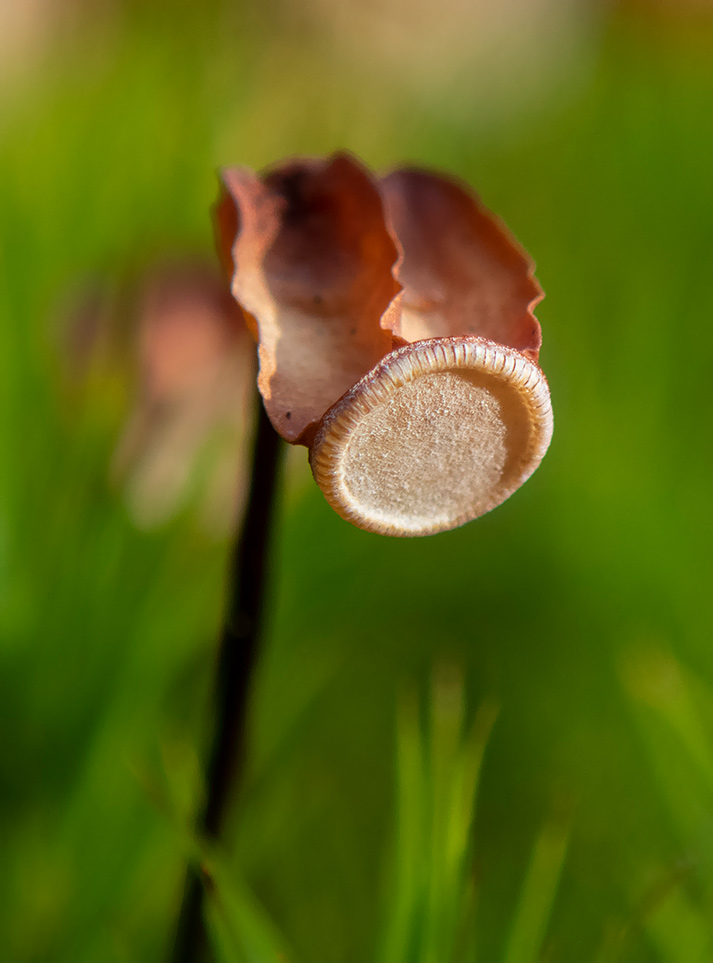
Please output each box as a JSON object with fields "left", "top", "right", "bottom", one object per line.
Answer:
{"left": 310, "top": 337, "right": 552, "bottom": 536}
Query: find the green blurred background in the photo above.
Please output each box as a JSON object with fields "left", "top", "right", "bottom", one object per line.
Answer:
{"left": 3, "top": 1, "right": 713, "bottom": 960}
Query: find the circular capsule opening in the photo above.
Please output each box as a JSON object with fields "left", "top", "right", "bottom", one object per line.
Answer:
{"left": 310, "top": 337, "right": 553, "bottom": 536}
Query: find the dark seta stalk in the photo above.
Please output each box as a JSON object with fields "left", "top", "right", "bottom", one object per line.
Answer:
{"left": 170, "top": 393, "right": 283, "bottom": 963}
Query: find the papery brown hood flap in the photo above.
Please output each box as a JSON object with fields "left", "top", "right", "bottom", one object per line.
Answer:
{"left": 217, "top": 153, "right": 401, "bottom": 443}
{"left": 379, "top": 169, "right": 543, "bottom": 360}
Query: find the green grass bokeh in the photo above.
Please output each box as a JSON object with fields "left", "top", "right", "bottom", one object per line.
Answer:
{"left": 2, "top": 3, "right": 713, "bottom": 961}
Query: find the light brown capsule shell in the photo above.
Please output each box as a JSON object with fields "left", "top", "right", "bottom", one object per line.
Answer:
{"left": 217, "top": 154, "right": 401, "bottom": 444}
{"left": 310, "top": 336, "right": 553, "bottom": 537}
{"left": 379, "top": 168, "right": 543, "bottom": 360}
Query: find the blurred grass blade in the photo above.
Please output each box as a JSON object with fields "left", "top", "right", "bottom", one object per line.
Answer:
{"left": 135, "top": 754, "right": 294, "bottom": 963}
{"left": 501, "top": 812, "right": 570, "bottom": 963}
{"left": 619, "top": 644, "right": 713, "bottom": 847}
{"left": 203, "top": 849, "right": 294, "bottom": 963}
{"left": 423, "top": 665, "right": 466, "bottom": 963}
{"left": 380, "top": 667, "right": 497, "bottom": 963}
{"left": 380, "top": 685, "right": 426, "bottom": 963}
{"left": 206, "top": 891, "right": 244, "bottom": 963}
{"left": 424, "top": 669, "right": 498, "bottom": 963}
{"left": 643, "top": 887, "right": 711, "bottom": 963}
{"left": 620, "top": 645, "right": 713, "bottom": 796}
{"left": 617, "top": 644, "right": 713, "bottom": 961}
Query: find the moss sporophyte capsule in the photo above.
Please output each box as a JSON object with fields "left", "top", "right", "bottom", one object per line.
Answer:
{"left": 215, "top": 153, "right": 552, "bottom": 537}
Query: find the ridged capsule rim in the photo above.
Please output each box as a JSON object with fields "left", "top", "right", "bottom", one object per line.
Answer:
{"left": 309, "top": 335, "right": 553, "bottom": 536}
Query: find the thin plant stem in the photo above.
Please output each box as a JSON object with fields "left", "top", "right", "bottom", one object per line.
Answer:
{"left": 169, "top": 393, "right": 284, "bottom": 963}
